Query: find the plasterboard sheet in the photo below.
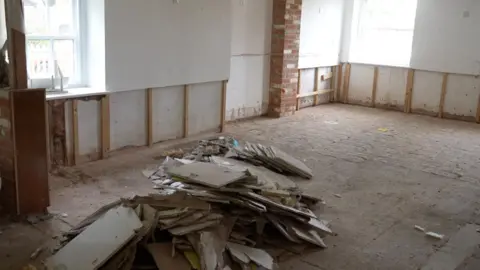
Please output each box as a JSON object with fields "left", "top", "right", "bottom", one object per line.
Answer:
{"left": 152, "top": 86, "right": 184, "bottom": 142}
{"left": 188, "top": 81, "right": 222, "bottom": 135}
{"left": 105, "top": 0, "right": 231, "bottom": 91}
{"left": 299, "top": 0, "right": 344, "bottom": 68}
{"left": 410, "top": 0, "right": 480, "bottom": 75}
{"left": 231, "top": 0, "right": 272, "bottom": 56}
{"left": 110, "top": 90, "right": 146, "bottom": 150}
{"left": 443, "top": 74, "right": 480, "bottom": 120}
{"left": 44, "top": 206, "right": 142, "bottom": 270}
{"left": 77, "top": 100, "right": 100, "bottom": 155}
{"left": 375, "top": 66, "right": 408, "bottom": 110}
{"left": 411, "top": 71, "right": 443, "bottom": 115}
{"left": 226, "top": 55, "right": 269, "bottom": 121}
{"left": 348, "top": 65, "right": 374, "bottom": 106}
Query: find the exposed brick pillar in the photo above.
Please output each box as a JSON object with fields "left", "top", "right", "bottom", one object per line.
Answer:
{"left": 268, "top": 0, "right": 302, "bottom": 118}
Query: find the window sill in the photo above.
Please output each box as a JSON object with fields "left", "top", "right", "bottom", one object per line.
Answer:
{"left": 46, "top": 87, "right": 109, "bottom": 101}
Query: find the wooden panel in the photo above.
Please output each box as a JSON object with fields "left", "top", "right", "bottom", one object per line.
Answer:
{"left": 11, "top": 89, "right": 49, "bottom": 214}
{"left": 101, "top": 95, "right": 110, "bottom": 159}
{"left": 404, "top": 69, "right": 415, "bottom": 113}
{"left": 146, "top": 88, "right": 153, "bottom": 146}
{"left": 71, "top": 100, "right": 79, "bottom": 165}
{"left": 438, "top": 73, "right": 448, "bottom": 118}
{"left": 372, "top": 67, "right": 379, "bottom": 107}
{"left": 336, "top": 64, "right": 343, "bottom": 102}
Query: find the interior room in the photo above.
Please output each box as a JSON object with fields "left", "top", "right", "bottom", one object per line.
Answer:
{"left": 1, "top": 0, "right": 480, "bottom": 269}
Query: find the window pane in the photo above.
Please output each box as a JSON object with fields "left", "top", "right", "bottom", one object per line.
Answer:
{"left": 24, "top": 0, "right": 48, "bottom": 35}
{"left": 53, "top": 39, "right": 75, "bottom": 78}
{"left": 27, "top": 39, "right": 52, "bottom": 78}
{"left": 49, "top": 0, "right": 75, "bottom": 36}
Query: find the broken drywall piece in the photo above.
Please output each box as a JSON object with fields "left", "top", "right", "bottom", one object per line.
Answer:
{"left": 147, "top": 243, "right": 190, "bottom": 270}
{"left": 169, "top": 220, "right": 221, "bottom": 236}
{"left": 142, "top": 170, "right": 156, "bottom": 178}
{"left": 226, "top": 242, "right": 274, "bottom": 270}
{"left": 425, "top": 231, "right": 444, "bottom": 240}
{"left": 44, "top": 206, "right": 143, "bottom": 270}
{"left": 414, "top": 225, "right": 426, "bottom": 232}
{"left": 167, "top": 162, "right": 249, "bottom": 188}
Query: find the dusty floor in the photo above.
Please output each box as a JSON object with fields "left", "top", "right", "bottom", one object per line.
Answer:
{"left": 2, "top": 104, "right": 480, "bottom": 269}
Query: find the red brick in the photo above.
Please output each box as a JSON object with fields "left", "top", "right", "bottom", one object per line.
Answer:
{"left": 269, "top": 0, "right": 302, "bottom": 118}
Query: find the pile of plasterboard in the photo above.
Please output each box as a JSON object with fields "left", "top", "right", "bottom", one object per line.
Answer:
{"left": 45, "top": 138, "right": 330, "bottom": 270}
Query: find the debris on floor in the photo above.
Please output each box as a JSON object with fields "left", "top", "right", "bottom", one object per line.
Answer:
{"left": 414, "top": 225, "right": 426, "bottom": 232}
{"left": 425, "top": 231, "right": 444, "bottom": 240}
{"left": 45, "top": 137, "right": 330, "bottom": 270}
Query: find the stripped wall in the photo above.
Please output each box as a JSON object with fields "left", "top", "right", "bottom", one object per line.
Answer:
{"left": 67, "top": 81, "right": 222, "bottom": 162}
{"left": 342, "top": 64, "right": 480, "bottom": 122}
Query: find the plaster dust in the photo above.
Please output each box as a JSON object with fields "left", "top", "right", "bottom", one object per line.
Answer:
{"left": 2, "top": 105, "right": 480, "bottom": 269}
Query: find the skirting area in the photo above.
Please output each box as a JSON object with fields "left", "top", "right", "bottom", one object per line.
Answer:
{"left": 2, "top": 104, "right": 480, "bottom": 269}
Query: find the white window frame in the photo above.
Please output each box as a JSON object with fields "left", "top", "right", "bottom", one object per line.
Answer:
{"left": 24, "top": 0, "right": 83, "bottom": 88}
{"left": 348, "top": 0, "right": 418, "bottom": 67}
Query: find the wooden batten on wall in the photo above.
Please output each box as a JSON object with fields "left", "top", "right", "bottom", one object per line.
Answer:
{"left": 371, "top": 67, "right": 379, "bottom": 107}
{"left": 342, "top": 64, "right": 351, "bottom": 103}
{"left": 295, "top": 66, "right": 338, "bottom": 110}
{"left": 220, "top": 80, "right": 227, "bottom": 132}
{"left": 404, "top": 69, "right": 415, "bottom": 113}
{"left": 100, "top": 95, "right": 110, "bottom": 159}
{"left": 438, "top": 73, "right": 448, "bottom": 118}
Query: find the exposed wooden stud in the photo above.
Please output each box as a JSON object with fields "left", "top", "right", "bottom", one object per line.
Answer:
{"left": 313, "top": 68, "right": 319, "bottom": 106}
{"left": 146, "top": 88, "right": 153, "bottom": 146}
{"left": 321, "top": 71, "right": 333, "bottom": 81}
{"left": 476, "top": 93, "right": 480, "bottom": 123}
{"left": 297, "top": 89, "right": 334, "bottom": 98}
{"left": 71, "top": 100, "right": 79, "bottom": 165}
{"left": 371, "top": 67, "right": 379, "bottom": 107}
{"left": 220, "top": 80, "right": 227, "bottom": 132}
{"left": 404, "top": 69, "right": 415, "bottom": 113}
{"left": 343, "top": 63, "right": 351, "bottom": 103}
{"left": 183, "top": 85, "right": 189, "bottom": 138}
{"left": 335, "top": 64, "right": 343, "bottom": 102}
{"left": 438, "top": 73, "right": 449, "bottom": 118}
{"left": 296, "top": 69, "right": 301, "bottom": 110}
{"left": 100, "top": 95, "right": 110, "bottom": 159}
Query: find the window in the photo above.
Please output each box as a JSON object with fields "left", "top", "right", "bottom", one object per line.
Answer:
{"left": 23, "top": 0, "right": 81, "bottom": 87}
{"left": 348, "top": 0, "right": 418, "bottom": 67}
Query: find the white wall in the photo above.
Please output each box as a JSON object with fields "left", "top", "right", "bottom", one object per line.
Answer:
{"left": 84, "top": 0, "right": 105, "bottom": 89}
{"left": 299, "top": 0, "right": 344, "bottom": 68}
{"left": 104, "top": 0, "right": 231, "bottom": 92}
{"left": 410, "top": 0, "right": 480, "bottom": 75}
{"left": 226, "top": 0, "right": 272, "bottom": 121}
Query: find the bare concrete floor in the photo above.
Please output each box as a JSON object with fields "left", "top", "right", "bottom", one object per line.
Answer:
{"left": 2, "top": 104, "right": 480, "bottom": 269}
